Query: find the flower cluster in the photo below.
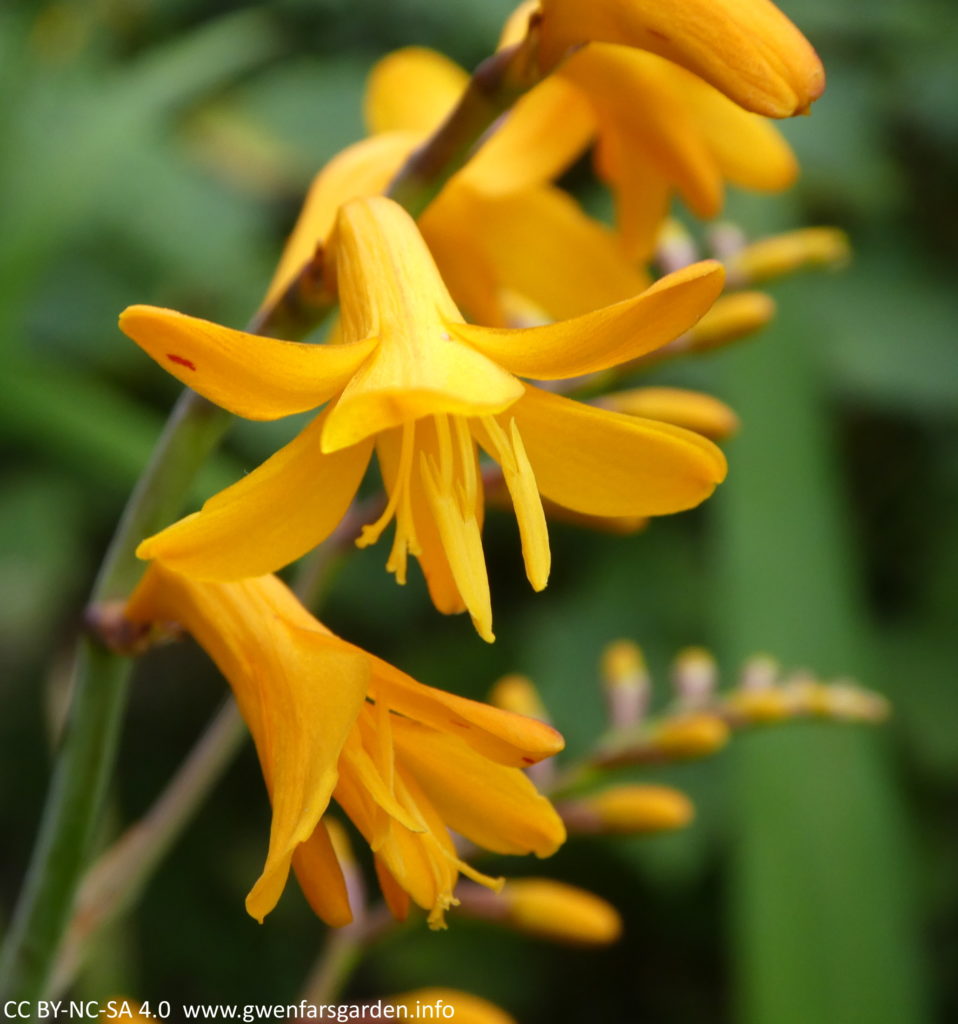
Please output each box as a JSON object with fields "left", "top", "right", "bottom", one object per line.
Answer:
{"left": 117, "top": 0, "right": 832, "bottom": 933}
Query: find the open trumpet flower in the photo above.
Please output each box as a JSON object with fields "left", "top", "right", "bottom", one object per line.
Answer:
{"left": 125, "top": 564, "right": 565, "bottom": 927}
{"left": 121, "top": 197, "right": 726, "bottom": 640}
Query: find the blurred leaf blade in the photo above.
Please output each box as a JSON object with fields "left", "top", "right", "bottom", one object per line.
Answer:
{"left": 714, "top": 286, "right": 931, "bottom": 1024}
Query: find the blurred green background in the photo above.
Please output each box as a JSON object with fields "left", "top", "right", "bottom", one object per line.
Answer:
{"left": 1, "top": 0, "right": 956, "bottom": 1021}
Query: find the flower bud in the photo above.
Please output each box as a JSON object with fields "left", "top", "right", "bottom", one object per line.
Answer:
{"left": 601, "top": 640, "right": 650, "bottom": 727}
{"left": 724, "top": 687, "right": 793, "bottom": 723}
{"left": 489, "top": 673, "right": 550, "bottom": 722}
{"left": 821, "top": 681, "right": 890, "bottom": 723}
{"left": 739, "top": 653, "right": 780, "bottom": 691}
{"left": 726, "top": 227, "right": 850, "bottom": 285}
{"left": 671, "top": 646, "right": 719, "bottom": 706}
{"left": 649, "top": 713, "right": 729, "bottom": 759}
{"left": 600, "top": 388, "right": 740, "bottom": 441}
{"left": 562, "top": 784, "right": 694, "bottom": 835}
{"left": 501, "top": 879, "right": 622, "bottom": 945}
{"left": 687, "top": 291, "right": 776, "bottom": 350}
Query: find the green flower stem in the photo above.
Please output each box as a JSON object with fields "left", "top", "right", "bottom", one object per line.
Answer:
{"left": 0, "top": 389, "right": 232, "bottom": 1003}
{"left": 301, "top": 909, "right": 395, "bottom": 1007}
{"left": 47, "top": 700, "right": 246, "bottom": 998}
{"left": 386, "top": 40, "right": 540, "bottom": 218}
{"left": 0, "top": 643, "right": 131, "bottom": 1004}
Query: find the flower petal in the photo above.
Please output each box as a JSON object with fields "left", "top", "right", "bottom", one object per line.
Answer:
{"left": 512, "top": 385, "right": 727, "bottom": 517}
{"left": 563, "top": 47, "right": 723, "bottom": 220}
{"left": 538, "top": 0, "right": 826, "bottom": 118}
{"left": 376, "top": 427, "right": 468, "bottom": 616}
{"left": 335, "top": 764, "right": 459, "bottom": 920}
{"left": 292, "top": 821, "right": 353, "bottom": 927}
{"left": 321, "top": 198, "right": 524, "bottom": 451}
{"left": 366, "top": 654, "right": 565, "bottom": 768}
{"left": 260, "top": 132, "right": 417, "bottom": 313}
{"left": 674, "top": 63, "right": 798, "bottom": 191}
{"left": 429, "top": 184, "right": 650, "bottom": 322}
{"left": 393, "top": 719, "right": 566, "bottom": 857}
{"left": 137, "top": 409, "right": 373, "bottom": 579}
{"left": 461, "top": 74, "right": 595, "bottom": 196}
{"left": 374, "top": 856, "right": 411, "bottom": 921}
{"left": 452, "top": 261, "right": 724, "bottom": 380}
{"left": 125, "top": 568, "right": 370, "bottom": 923}
{"left": 339, "top": 725, "right": 426, "bottom": 834}
{"left": 364, "top": 47, "right": 468, "bottom": 135}
{"left": 119, "top": 305, "right": 377, "bottom": 421}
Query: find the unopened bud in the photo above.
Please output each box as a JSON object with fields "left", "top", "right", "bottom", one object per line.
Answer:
{"left": 726, "top": 227, "right": 851, "bottom": 286}
{"left": 780, "top": 672, "right": 832, "bottom": 716}
{"left": 562, "top": 784, "right": 694, "bottom": 835}
{"left": 655, "top": 217, "right": 699, "bottom": 274}
{"left": 489, "top": 673, "right": 549, "bottom": 722}
{"left": 650, "top": 713, "right": 729, "bottom": 759}
{"left": 672, "top": 647, "right": 718, "bottom": 708}
{"left": 501, "top": 879, "right": 622, "bottom": 945}
{"left": 739, "top": 654, "right": 780, "bottom": 691}
{"left": 600, "top": 388, "right": 740, "bottom": 441}
{"left": 687, "top": 291, "right": 777, "bottom": 351}
{"left": 390, "top": 989, "right": 516, "bottom": 1024}
{"left": 708, "top": 222, "right": 749, "bottom": 262}
{"left": 724, "top": 687, "right": 793, "bottom": 723}
{"left": 601, "top": 640, "right": 650, "bottom": 727}
{"left": 821, "top": 680, "right": 891, "bottom": 723}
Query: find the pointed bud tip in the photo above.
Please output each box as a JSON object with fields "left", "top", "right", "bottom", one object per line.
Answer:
{"left": 503, "top": 879, "right": 622, "bottom": 945}
{"left": 572, "top": 784, "right": 695, "bottom": 835}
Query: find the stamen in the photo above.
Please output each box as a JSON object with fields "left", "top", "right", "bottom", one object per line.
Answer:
{"left": 452, "top": 417, "right": 479, "bottom": 512}
{"left": 357, "top": 422, "right": 416, "bottom": 549}
{"left": 421, "top": 450, "right": 494, "bottom": 642}
{"left": 480, "top": 416, "right": 551, "bottom": 591}
{"left": 433, "top": 414, "right": 454, "bottom": 492}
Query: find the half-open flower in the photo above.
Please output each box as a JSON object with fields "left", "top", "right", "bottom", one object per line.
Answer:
{"left": 529, "top": 0, "right": 826, "bottom": 118}
{"left": 365, "top": 44, "right": 798, "bottom": 262}
{"left": 125, "top": 564, "right": 565, "bottom": 927}
{"left": 121, "top": 196, "right": 726, "bottom": 641}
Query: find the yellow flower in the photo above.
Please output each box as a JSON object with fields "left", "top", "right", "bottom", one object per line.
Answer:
{"left": 365, "top": 44, "right": 798, "bottom": 264}
{"left": 556, "top": 46, "right": 800, "bottom": 259}
{"left": 261, "top": 51, "right": 645, "bottom": 328}
{"left": 529, "top": 0, "right": 826, "bottom": 118}
{"left": 121, "top": 196, "right": 726, "bottom": 641}
{"left": 125, "top": 563, "right": 565, "bottom": 928}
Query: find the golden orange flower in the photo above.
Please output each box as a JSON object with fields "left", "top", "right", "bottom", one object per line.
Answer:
{"left": 125, "top": 564, "right": 565, "bottom": 927}
{"left": 364, "top": 44, "right": 798, "bottom": 263}
{"left": 121, "top": 197, "right": 726, "bottom": 640}
{"left": 529, "top": 0, "right": 826, "bottom": 118}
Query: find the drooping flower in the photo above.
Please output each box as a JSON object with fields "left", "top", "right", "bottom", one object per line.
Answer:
{"left": 527, "top": 0, "right": 826, "bottom": 118}
{"left": 259, "top": 54, "right": 645, "bottom": 329}
{"left": 367, "top": 43, "right": 799, "bottom": 261}
{"left": 121, "top": 196, "right": 727, "bottom": 640}
{"left": 125, "top": 563, "right": 565, "bottom": 927}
